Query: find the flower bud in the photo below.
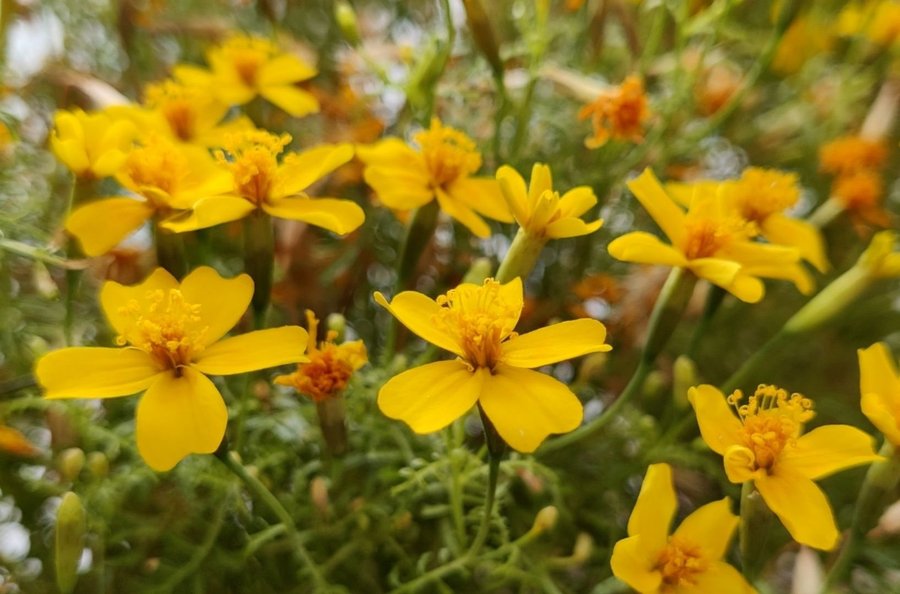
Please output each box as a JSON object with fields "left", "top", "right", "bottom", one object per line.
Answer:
{"left": 572, "top": 532, "right": 593, "bottom": 564}
{"left": 335, "top": 2, "right": 361, "bottom": 47}
{"left": 58, "top": 448, "right": 85, "bottom": 482}
{"left": 55, "top": 492, "right": 86, "bottom": 594}
{"left": 310, "top": 476, "right": 330, "bottom": 517}
{"left": 673, "top": 355, "right": 698, "bottom": 409}
{"left": 532, "top": 505, "right": 559, "bottom": 534}
{"left": 87, "top": 452, "right": 109, "bottom": 479}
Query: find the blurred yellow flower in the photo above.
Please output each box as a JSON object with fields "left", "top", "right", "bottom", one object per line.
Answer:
{"left": 65, "top": 136, "right": 234, "bottom": 256}
{"left": 859, "top": 343, "right": 900, "bottom": 446}
{"left": 819, "top": 136, "right": 888, "bottom": 176}
{"left": 176, "top": 34, "right": 319, "bottom": 117}
{"left": 357, "top": 117, "right": 513, "bottom": 238}
{"left": 838, "top": 0, "right": 900, "bottom": 46}
{"left": 496, "top": 163, "right": 603, "bottom": 239}
{"left": 374, "top": 277, "right": 611, "bottom": 452}
{"left": 162, "top": 129, "right": 364, "bottom": 235}
{"left": 50, "top": 108, "right": 137, "bottom": 180}
{"left": 608, "top": 169, "right": 810, "bottom": 303}
{"left": 35, "top": 266, "right": 309, "bottom": 471}
{"left": 689, "top": 384, "right": 881, "bottom": 550}
{"left": 275, "top": 310, "right": 367, "bottom": 402}
{"left": 578, "top": 75, "right": 650, "bottom": 149}
{"left": 610, "top": 463, "right": 754, "bottom": 594}
{"left": 772, "top": 16, "right": 834, "bottom": 74}
{"left": 833, "top": 169, "right": 889, "bottom": 226}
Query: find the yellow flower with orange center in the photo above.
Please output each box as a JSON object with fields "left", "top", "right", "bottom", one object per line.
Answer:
{"left": 35, "top": 267, "right": 309, "bottom": 471}
{"left": 162, "top": 129, "right": 364, "bottom": 236}
{"left": 608, "top": 169, "right": 811, "bottom": 303}
{"left": 275, "top": 310, "right": 367, "bottom": 402}
{"left": 50, "top": 108, "right": 138, "bottom": 180}
{"left": 357, "top": 118, "right": 513, "bottom": 238}
{"left": 577, "top": 75, "right": 650, "bottom": 149}
{"left": 175, "top": 34, "right": 319, "bottom": 117}
{"left": 611, "top": 464, "right": 755, "bottom": 594}
{"left": 859, "top": 343, "right": 900, "bottom": 446}
{"left": 689, "top": 384, "right": 881, "bottom": 550}
{"left": 374, "top": 277, "right": 611, "bottom": 452}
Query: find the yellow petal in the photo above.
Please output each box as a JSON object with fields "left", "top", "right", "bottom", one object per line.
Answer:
{"left": 762, "top": 214, "right": 830, "bottom": 273}
{"left": 741, "top": 261, "right": 814, "bottom": 296}
{"left": 435, "top": 187, "right": 491, "bottom": 238}
{"left": 609, "top": 535, "right": 663, "bottom": 594}
{"left": 258, "top": 54, "right": 316, "bottom": 85}
{"left": 65, "top": 198, "right": 154, "bottom": 257}
{"left": 192, "top": 326, "right": 309, "bottom": 375}
{"left": 626, "top": 169, "right": 687, "bottom": 245}
{"left": 755, "top": 471, "right": 840, "bottom": 550}
{"left": 779, "top": 425, "right": 881, "bottom": 479}
{"left": 135, "top": 367, "right": 227, "bottom": 471}
{"left": 859, "top": 343, "right": 900, "bottom": 407}
{"left": 356, "top": 138, "right": 419, "bottom": 166}
{"left": 52, "top": 138, "right": 90, "bottom": 175}
{"left": 528, "top": 163, "right": 553, "bottom": 207}
{"left": 363, "top": 165, "right": 434, "bottom": 210}
{"left": 91, "top": 149, "right": 129, "bottom": 179}
{"left": 724, "top": 445, "right": 764, "bottom": 483}
{"left": 36, "top": 347, "right": 161, "bottom": 399}
{"left": 479, "top": 365, "right": 583, "bottom": 453}
{"left": 378, "top": 361, "right": 485, "bottom": 433}
{"left": 498, "top": 276, "right": 524, "bottom": 338}
{"left": 691, "top": 561, "right": 757, "bottom": 594}
{"left": 862, "top": 392, "right": 900, "bottom": 446}
{"left": 557, "top": 186, "right": 598, "bottom": 218}
{"left": 496, "top": 165, "right": 529, "bottom": 224}
{"left": 673, "top": 497, "right": 738, "bottom": 561}
{"left": 179, "top": 266, "right": 254, "bottom": 346}
{"left": 100, "top": 268, "right": 179, "bottom": 337}
{"left": 262, "top": 197, "right": 365, "bottom": 235}
{"left": 628, "top": 463, "right": 676, "bottom": 554}
{"left": 689, "top": 259, "right": 763, "bottom": 303}
{"left": 608, "top": 232, "right": 688, "bottom": 267}
{"left": 544, "top": 217, "right": 604, "bottom": 239}
{"left": 446, "top": 178, "right": 514, "bottom": 223}
{"left": 688, "top": 385, "right": 744, "bottom": 455}
{"left": 374, "top": 291, "right": 464, "bottom": 356}
{"left": 276, "top": 143, "right": 355, "bottom": 195}
{"left": 259, "top": 85, "right": 320, "bottom": 117}
{"left": 161, "top": 197, "right": 255, "bottom": 233}
{"left": 501, "top": 319, "right": 611, "bottom": 368}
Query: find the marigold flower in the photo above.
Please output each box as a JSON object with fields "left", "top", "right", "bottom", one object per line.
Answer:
{"left": 162, "top": 129, "right": 364, "bottom": 236}
{"left": 357, "top": 117, "right": 513, "bottom": 238}
{"left": 689, "top": 384, "right": 881, "bottom": 549}
{"left": 275, "top": 310, "right": 367, "bottom": 402}
{"left": 496, "top": 163, "right": 603, "bottom": 239}
{"left": 819, "top": 136, "right": 888, "bottom": 176}
{"left": 175, "top": 34, "right": 319, "bottom": 117}
{"left": 832, "top": 169, "right": 889, "bottom": 226}
{"left": 65, "top": 136, "right": 234, "bottom": 256}
{"left": 610, "top": 463, "right": 755, "bottom": 594}
{"left": 608, "top": 169, "right": 811, "bottom": 303}
{"left": 578, "top": 75, "right": 650, "bottom": 149}
{"left": 859, "top": 343, "right": 900, "bottom": 446}
{"left": 374, "top": 277, "right": 611, "bottom": 452}
{"left": 35, "top": 266, "right": 309, "bottom": 471}
{"left": 50, "top": 108, "right": 137, "bottom": 180}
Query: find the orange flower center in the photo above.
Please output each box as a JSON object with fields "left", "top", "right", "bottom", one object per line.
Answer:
{"left": 123, "top": 137, "right": 190, "bottom": 202}
{"left": 728, "top": 384, "right": 814, "bottom": 471}
{"left": 657, "top": 537, "right": 707, "bottom": 586}
{"left": 217, "top": 37, "right": 275, "bottom": 88}
{"left": 286, "top": 347, "right": 355, "bottom": 402}
{"left": 834, "top": 170, "right": 884, "bottom": 211}
{"left": 116, "top": 289, "right": 208, "bottom": 371}
{"left": 433, "top": 279, "right": 518, "bottom": 370}
{"left": 217, "top": 130, "right": 290, "bottom": 205}
{"left": 680, "top": 214, "right": 748, "bottom": 259}
{"left": 145, "top": 81, "right": 200, "bottom": 142}
{"left": 729, "top": 167, "right": 800, "bottom": 223}
{"left": 414, "top": 118, "right": 482, "bottom": 188}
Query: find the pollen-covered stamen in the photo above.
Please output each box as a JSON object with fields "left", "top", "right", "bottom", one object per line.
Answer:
{"left": 116, "top": 289, "right": 208, "bottom": 371}
{"left": 123, "top": 137, "right": 191, "bottom": 203}
{"left": 432, "top": 279, "right": 518, "bottom": 370}
{"left": 657, "top": 537, "right": 708, "bottom": 586}
{"left": 216, "top": 130, "right": 291, "bottom": 205}
{"left": 414, "top": 119, "right": 482, "bottom": 188}
{"left": 729, "top": 168, "right": 800, "bottom": 223}
{"left": 728, "top": 384, "right": 815, "bottom": 471}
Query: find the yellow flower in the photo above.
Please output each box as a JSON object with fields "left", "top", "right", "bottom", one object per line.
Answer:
{"left": 577, "top": 75, "right": 650, "bottom": 149}
{"left": 275, "top": 310, "right": 367, "bottom": 402}
{"left": 175, "top": 34, "right": 319, "bottom": 117}
{"left": 610, "top": 463, "right": 755, "bottom": 594}
{"left": 162, "top": 129, "right": 364, "bottom": 235}
{"left": 838, "top": 0, "right": 900, "bottom": 46}
{"left": 374, "top": 277, "right": 611, "bottom": 452}
{"left": 689, "top": 384, "right": 881, "bottom": 550}
{"left": 65, "top": 136, "right": 234, "bottom": 256}
{"left": 496, "top": 163, "right": 603, "bottom": 239}
{"left": 819, "top": 136, "right": 888, "bottom": 176}
{"left": 608, "top": 169, "right": 810, "bottom": 303}
{"left": 50, "top": 108, "right": 138, "bottom": 180}
{"left": 772, "top": 16, "right": 834, "bottom": 74}
{"left": 859, "top": 343, "right": 900, "bottom": 445}
{"left": 357, "top": 117, "right": 513, "bottom": 238}
{"left": 832, "top": 169, "right": 889, "bottom": 226}
{"left": 35, "top": 267, "right": 308, "bottom": 471}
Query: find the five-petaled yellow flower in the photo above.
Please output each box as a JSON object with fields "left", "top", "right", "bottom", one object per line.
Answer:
{"left": 50, "top": 108, "right": 137, "bottom": 180}
{"left": 375, "top": 277, "right": 611, "bottom": 452}
{"left": 859, "top": 343, "right": 900, "bottom": 446}
{"left": 496, "top": 163, "right": 603, "bottom": 239}
{"left": 608, "top": 168, "right": 809, "bottom": 303}
{"left": 689, "top": 384, "right": 881, "bottom": 550}
{"left": 357, "top": 117, "right": 513, "bottom": 238}
{"left": 611, "top": 463, "right": 755, "bottom": 594}
{"left": 35, "top": 266, "right": 309, "bottom": 471}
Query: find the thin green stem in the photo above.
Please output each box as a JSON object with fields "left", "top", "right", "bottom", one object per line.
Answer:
{"left": 721, "top": 330, "right": 791, "bottom": 394}
{"left": 443, "top": 428, "right": 467, "bottom": 549}
{"left": 467, "top": 452, "right": 500, "bottom": 558}
{"left": 243, "top": 210, "right": 274, "bottom": 329}
{"left": 686, "top": 286, "right": 726, "bottom": 359}
{"left": 740, "top": 481, "right": 776, "bottom": 583}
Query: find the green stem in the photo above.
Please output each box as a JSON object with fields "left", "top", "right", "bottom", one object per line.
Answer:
{"left": 639, "top": 3, "right": 667, "bottom": 73}
{"left": 721, "top": 331, "right": 791, "bottom": 394}
{"left": 686, "top": 285, "right": 726, "bottom": 359}
{"left": 807, "top": 197, "right": 845, "bottom": 229}
{"left": 63, "top": 178, "right": 94, "bottom": 345}
{"left": 243, "top": 210, "right": 274, "bottom": 329}
{"left": 443, "top": 427, "right": 467, "bottom": 549}
{"left": 740, "top": 481, "right": 777, "bottom": 583}
{"left": 155, "top": 222, "right": 188, "bottom": 279}
{"left": 495, "top": 229, "right": 546, "bottom": 284}
{"left": 316, "top": 397, "right": 348, "bottom": 457}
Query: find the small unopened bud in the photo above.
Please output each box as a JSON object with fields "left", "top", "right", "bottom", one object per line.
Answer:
{"left": 643, "top": 370, "right": 666, "bottom": 400}
{"left": 532, "top": 505, "right": 558, "bottom": 533}
{"left": 55, "top": 492, "right": 86, "bottom": 594}
{"left": 572, "top": 532, "right": 593, "bottom": 564}
{"left": 310, "top": 477, "right": 330, "bottom": 516}
{"left": 86, "top": 452, "right": 109, "bottom": 479}
{"left": 58, "top": 448, "right": 85, "bottom": 482}
{"left": 335, "top": 2, "right": 361, "bottom": 47}
{"left": 673, "top": 355, "right": 698, "bottom": 409}
{"left": 326, "top": 313, "right": 347, "bottom": 342}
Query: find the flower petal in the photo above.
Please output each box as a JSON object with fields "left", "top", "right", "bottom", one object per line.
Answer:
{"left": 862, "top": 392, "right": 900, "bottom": 446}
{"left": 192, "top": 326, "right": 309, "bottom": 375}
{"left": 496, "top": 165, "right": 529, "bottom": 223}
{"left": 501, "top": 319, "right": 611, "bottom": 368}
{"left": 557, "top": 186, "right": 597, "bottom": 218}
{"left": 100, "top": 268, "right": 179, "bottom": 336}
{"left": 779, "top": 425, "right": 881, "bottom": 480}
{"left": 754, "top": 472, "right": 840, "bottom": 550}
{"left": 374, "top": 291, "right": 465, "bottom": 357}
{"left": 628, "top": 463, "right": 677, "bottom": 554}
{"left": 135, "top": 367, "right": 227, "bottom": 471}
{"left": 435, "top": 187, "right": 491, "bottom": 238}
{"left": 688, "top": 385, "right": 744, "bottom": 456}
{"left": 66, "top": 198, "right": 154, "bottom": 257}
{"left": 161, "top": 197, "right": 255, "bottom": 233}
{"left": 276, "top": 143, "right": 355, "bottom": 195}
{"left": 626, "top": 169, "right": 687, "bottom": 245}
{"left": 262, "top": 196, "right": 365, "bottom": 235}
{"left": 36, "top": 347, "right": 161, "bottom": 399}
{"left": 445, "top": 178, "right": 514, "bottom": 223}
{"left": 259, "top": 86, "right": 320, "bottom": 118}
{"left": 610, "top": 535, "right": 663, "bottom": 594}
{"left": 544, "top": 217, "right": 604, "bottom": 239}
{"left": 363, "top": 165, "right": 433, "bottom": 210}
{"left": 479, "top": 365, "right": 583, "bottom": 453}
{"left": 762, "top": 214, "right": 830, "bottom": 273}
{"left": 691, "top": 561, "right": 756, "bottom": 594}
{"left": 673, "top": 497, "right": 738, "bottom": 561}
{"left": 179, "top": 266, "right": 254, "bottom": 345}
{"left": 257, "top": 54, "right": 316, "bottom": 85}
{"left": 859, "top": 343, "right": 900, "bottom": 408}
{"left": 608, "top": 232, "right": 688, "bottom": 267}
{"left": 377, "top": 361, "right": 485, "bottom": 433}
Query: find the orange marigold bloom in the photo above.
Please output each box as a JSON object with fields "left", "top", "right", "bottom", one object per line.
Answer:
{"left": 833, "top": 169, "right": 890, "bottom": 226}
{"left": 819, "top": 136, "right": 888, "bottom": 176}
{"left": 578, "top": 75, "right": 650, "bottom": 149}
